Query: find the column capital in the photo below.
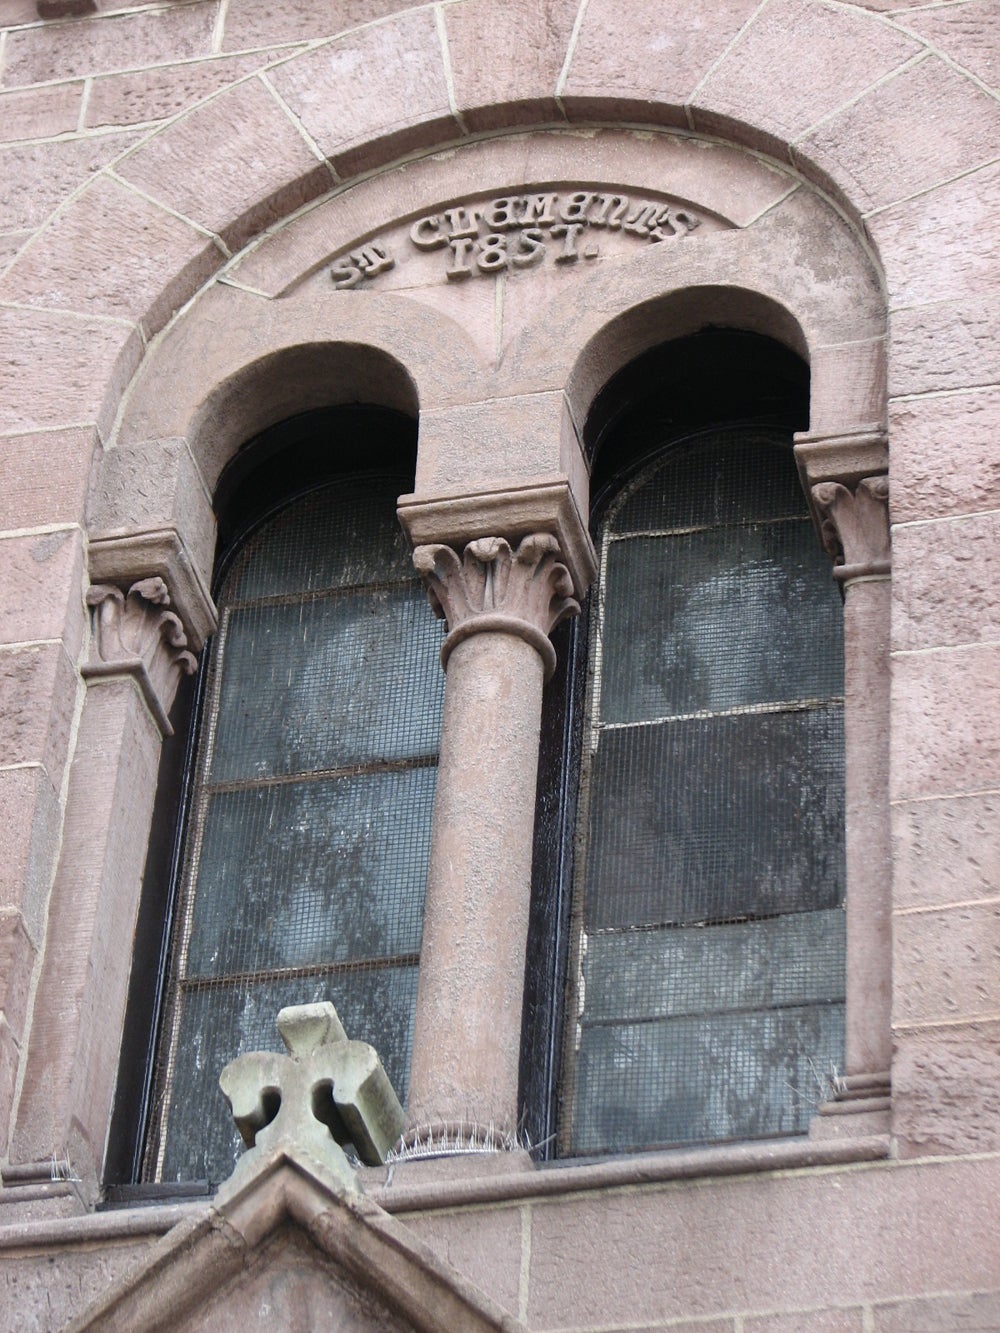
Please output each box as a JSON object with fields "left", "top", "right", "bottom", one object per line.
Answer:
{"left": 811, "top": 475, "right": 891, "bottom": 583}
{"left": 413, "top": 533, "right": 580, "bottom": 679}
{"left": 83, "top": 576, "right": 198, "bottom": 735}
{"left": 397, "top": 477, "right": 597, "bottom": 599}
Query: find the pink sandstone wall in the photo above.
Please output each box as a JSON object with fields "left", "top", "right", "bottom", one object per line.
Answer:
{"left": 0, "top": 1, "right": 998, "bottom": 1328}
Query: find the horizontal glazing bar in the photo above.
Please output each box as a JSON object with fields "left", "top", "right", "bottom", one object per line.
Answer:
{"left": 182, "top": 952, "right": 421, "bottom": 989}
{"left": 597, "top": 697, "right": 844, "bottom": 732}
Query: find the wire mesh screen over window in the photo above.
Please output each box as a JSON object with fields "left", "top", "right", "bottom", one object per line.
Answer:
{"left": 147, "top": 476, "right": 444, "bottom": 1184}
{"left": 561, "top": 430, "right": 846, "bottom": 1157}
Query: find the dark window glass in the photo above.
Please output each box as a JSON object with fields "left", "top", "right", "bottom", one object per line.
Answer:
{"left": 559, "top": 429, "right": 846, "bottom": 1156}
{"left": 145, "top": 475, "right": 444, "bottom": 1184}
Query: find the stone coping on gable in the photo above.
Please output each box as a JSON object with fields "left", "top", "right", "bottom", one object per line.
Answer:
{"left": 0, "top": 1135, "right": 891, "bottom": 1250}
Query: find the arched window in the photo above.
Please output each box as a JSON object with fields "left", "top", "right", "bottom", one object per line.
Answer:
{"left": 524, "top": 333, "right": 846, "bottom": 1158}
{"left": 110, "top": 410, "right": 444, "bottom": 1187}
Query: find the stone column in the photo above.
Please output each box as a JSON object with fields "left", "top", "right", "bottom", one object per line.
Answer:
{"left": 10, "top": 574, "right": 207, "bottom": 1195}
{"left": 405, "top": 534, "right": 580, "bottom": 1138}
{"left": 810, "top": 474, "right": 893, "bottom": 1131}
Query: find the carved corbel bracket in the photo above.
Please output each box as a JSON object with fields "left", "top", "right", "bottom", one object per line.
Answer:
{"left": 83, "top": 577, "right": 198, "bottom": 735}
{"left": 413, "top": 533, "right": 580, "bottom": 679}
{"left": 811, "top": 476, "right": 890, "bottom": 584}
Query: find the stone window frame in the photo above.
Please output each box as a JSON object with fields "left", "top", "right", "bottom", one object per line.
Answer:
{"left": 5, "top": 192, "right": 892, "bottom": 1194}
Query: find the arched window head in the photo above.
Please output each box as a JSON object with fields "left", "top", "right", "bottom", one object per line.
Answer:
{"left": 112, "top": 409, "right": 443, "bottom": 1187}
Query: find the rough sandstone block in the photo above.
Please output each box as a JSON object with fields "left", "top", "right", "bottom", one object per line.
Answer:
{"left": 691, "top": 0, "right": 919, "bottom": 146}
{"left": 0, "top": 82, "right": 84, "bottom": 144}
{"left": 889, "top": 390, "right": 1000, "bottom": 523}
{"left": 85, "top": 52, "right": 278, "bottom": 131}
{"left": 0, "top": 765, "right": 62, "bottom": 944}
{"left": 0, "top": 528, "right": 85, "bottom": 654}
{"left": 404, "top": 1206, "right": 523, "bottom": 1318}
{"left": 0, "top": 425, "right": 97, "bottom": 531}
{"left": 442, "top": 0, "right": 579, "bottom": 131}
{"left": 0, "top": 306, "right": 142, "bottom": 438}
{"left": 0, "top": 913, "right": 36, "bottom": 1043}
{"left": 894, "top": 903, "right": 1000, "bottom": 1027}
{"left": 525, "top": 1154, "right": 1000, "bottom": 1324}
{"left": 115, "top": 76, "right": 329, "bottom": 251}
{"left": 900, "top": 1, "right": 1000, "bottom": 89}
{"left": 873, "top": 158, "right": 1000, "bottom": 309}
{"left": 221, "top": 0, "right": 410, "bottom": 52}
{"left": 743, "top": 1311, "right": 864, "bottom": 1332}
{"left": 893, "top": 1023, "right": 1000, "bottom": 1157}
{"left": 0, "top": 643, "right": 79, "bottom": 781}
{"left": 889, "top": 297, "right": 1000, "bottom": 398}
{"left": 0, "top": 131, "right": 141, "bottom": 233}
{"left": 891, "top": 643, "right": 1000, "bottom": 801}
{"left": 0, "top": 4, "right": 216, "bottom": 86}
{"left": 564, "top": 0, "right": 761, "bottom": 112}
{"left": 892, "top": 511, "right": 1000, "bottom": 652}
{"left": 797, "top": 56, "right": 1000, "bottom": 214}
{"left": 893, "top": 792, "right": 1000, "bottom": 913}
{"left": 0, "top": 1016, "right": 20, "bottom": 1153}
{"left": 873, "top": 1290, "right": 1000, "bottom": 1331}
{"left": 266, "top": 9, "right": 459, "bottom": 176}
{"left": 0, "top": 173, "right": 222, "bottom": 336}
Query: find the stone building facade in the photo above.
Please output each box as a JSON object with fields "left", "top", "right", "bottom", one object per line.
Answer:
{"left": 1, "top": 0, "right": 999, "bottom": 1327}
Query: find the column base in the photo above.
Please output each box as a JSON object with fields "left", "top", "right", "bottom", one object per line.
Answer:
{"left": 809, "top": 1071, "right": 891, "bottom": 1140}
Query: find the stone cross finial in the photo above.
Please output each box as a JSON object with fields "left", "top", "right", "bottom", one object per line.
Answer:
{"left": 218, "top": 1002, "right": 404, "bottom": 1192}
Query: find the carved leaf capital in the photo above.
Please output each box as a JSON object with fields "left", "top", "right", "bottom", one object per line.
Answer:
{"left": 413, "top": 533, "right": 580, "bottom": 678}
{"left": 811, "top": 475, "right": 890, "bottom": 582}
{"left": 84, "top": 577, "right": 198, "bottom": 734}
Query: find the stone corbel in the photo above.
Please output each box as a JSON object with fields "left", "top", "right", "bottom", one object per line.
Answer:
{"left": 413, "top": 533, "right": 580, "bottom": 679}
{"left": 83, "top": 577, "right": 198, "bottom": 735}
{"left": 811, "top": 476, "right": 891, "bottom": 584}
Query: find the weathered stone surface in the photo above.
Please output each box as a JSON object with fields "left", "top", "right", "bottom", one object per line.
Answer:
{"left": 0, "top": 426, "right": 96, "bottom": 531}
{"left": 894, "top": 903, "right": 1000, "bottom": 1027}
{"left": 809, "top": 339, "right": 886, "bottom": 435}
{"left": 892, "top": 511, "right": 1000, "bottom": 652}
{"left": 404, "top": 1206, "right": 523, "bottom": 1320}
{"left": 894, "top": 792, "right": 1000, "bottom": 913}
{"left": 893, "top": 1022, "right": 1000, "bottom": 1157}
{"left": 0, "top": 173, "right": 222, "bottom": 334}
{"left": 873, "top": 1290, "right": 1000, "bottom": 1331}
{"left": 417, "top": 392, "right": 570, "bottom": 494}
{"left": 266, "top": 10, "right": 460, "bottom": 175}
{"left": 0, "top": 764, "right": 61, "bottom": 942}
{"left": 0, "top": 81, "right": 83, "bottom": 143}
{"left": 0, "top": 1242, "right": 153, "bottom": 1333}
{"left": 890, "top": 389, "right": 1000, "bottom": 523}
{"left": 874, "top": 158, "right": 1000, "bottom": 309}
{"left": 899, "top": 0, "right": 1000, "bottom": 91}
{"left": 564, "top": 0, "right": 761, "bottom": 112}
{"left": 0, "top": 131, "right": 140, "bottom": 233}
{"left": 798, "top": 56, "right": 1000, "bottom": 214}
{"left": 0, "top": 1016, "right": 21, "bottom": 1158}
{"left": 0, "top": 528, "right": 85, "bottom": 653}
{"left": 115, "top": 77, "right": 328, "bottom": 251}
{"left": 0, "top": 231, "right": 30, "bottom": 269}
{"left": 692, "top": 0, "right": 919, "bottom": 145}
{"left": 85, "top": 52, "right": 282, "bottom": 130}
{"left": 1, "top": 4, "right": 216, "bottom": 86}
{"left": 443, "top": 0, "right": 577, "bottom": 131}
{"left": 0, "top": 306, "right": 142, "bottom": 438}
{"left": 891, "top": 643, "right": 1000, "bottom": 801}
{"left": 0, "top": 912, "right": 35, "bottom": 1044}
{"left": 87, "top": 435, "right": 215, "bottom": 585}
{"left": 0, "top": 644, "right": 78, "bottom": 785}
{"left": 526, "top": 1155, "right": 1000, "bottom": 1324}
{"left": 744, "top": 1311, "right": 864, "bottom": 1333}
{"left": 889, "top": 297, "right": 1000, "bottom": 398}
{"left": 221, "top": 0, "right": 411, "bottom": 51}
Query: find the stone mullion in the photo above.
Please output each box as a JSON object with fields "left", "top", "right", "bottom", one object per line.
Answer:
{"left": 405, "top": 535, "right": 580, "bottom": 1141}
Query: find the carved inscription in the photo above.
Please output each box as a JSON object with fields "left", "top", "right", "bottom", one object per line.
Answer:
{"left": 330, "top": 190, "right": 702, "bottom": 289}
